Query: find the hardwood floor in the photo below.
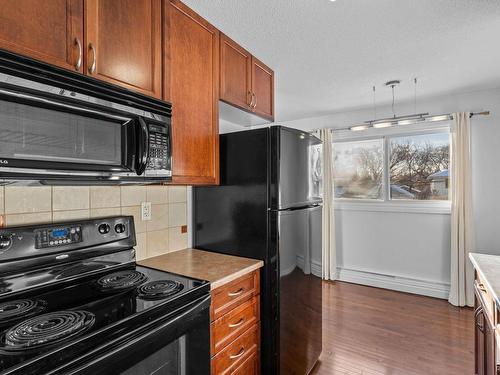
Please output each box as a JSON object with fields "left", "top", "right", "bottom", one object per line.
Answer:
{"left": 311, "top": 281, "right": 474, "bottom": 375}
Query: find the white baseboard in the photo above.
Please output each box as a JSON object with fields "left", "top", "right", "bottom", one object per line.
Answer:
{"left": 295, "top": 256, "right": 449, "bottom": 299}
{"left": 296, "top": 255, "right": 322, "bottom": 278}
{"left": 336, "top": 267, "right": 450, "bottom": 300}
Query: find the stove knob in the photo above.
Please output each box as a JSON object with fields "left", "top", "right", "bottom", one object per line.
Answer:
{"left": 98, "top": 223, "right": 110, "bottom": 234}
{"left": 114, "top": 223, "right": 126, "bottom": 234}
{"left": 0, "top": 235, "right": 12, "bottom": 250}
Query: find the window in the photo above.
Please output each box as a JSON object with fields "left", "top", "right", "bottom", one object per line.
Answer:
{"left": 332, "top": 129, "right": 450, "bottom": 203}
{"left": 332, "top": 139, "right": 384, "bottom": 199}
{"left": 390, "top": 133, "right": 450, "bottom": 200}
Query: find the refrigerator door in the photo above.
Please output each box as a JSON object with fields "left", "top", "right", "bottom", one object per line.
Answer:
{"left": 272, "top": 126, "right": 323, "bottom": 210}
{"left": 278, "top": 206, "right": 322, "bottom": 374}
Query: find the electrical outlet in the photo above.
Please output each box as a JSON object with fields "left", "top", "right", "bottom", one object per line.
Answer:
{"left": 141, "top": 202, "right": 152, "bottom": 221}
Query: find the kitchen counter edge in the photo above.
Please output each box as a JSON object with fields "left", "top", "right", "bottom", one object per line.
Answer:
{"left": 138, "top": 248, "right": 264, "bottom": 290}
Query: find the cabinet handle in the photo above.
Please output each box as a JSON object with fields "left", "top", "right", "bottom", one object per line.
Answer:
{"left": 228, "top": 318, "right": 245, "bottom": 328}
{"left": 247, "top": 90, "right": 253, "bottom": 107}
{"left": 88, "top": 43, "right": 97, "bottom": 74}
{"left": 228, "top": 288, "right": 244, "bottom": 297}
{"left": 251, "top": 92, "right": 257, "bottom": 109}
{"left": 478, "top": 283, "right": 487, "bottom": 293}
{"left": 229, "top": 347, "right": 245, "bottom": 359}
{"left": 475, "top": 306, "right": 484, "bottom": 333}
{"left": 74, "top": 38, "right": 82, "bottom": 71}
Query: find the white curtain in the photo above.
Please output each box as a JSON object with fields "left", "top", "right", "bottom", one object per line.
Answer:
{"left": 448, "top": 112, "right": 475, "bottom": 307}
{"left": 320, "top": 129, "right": 337, "bottom": 280}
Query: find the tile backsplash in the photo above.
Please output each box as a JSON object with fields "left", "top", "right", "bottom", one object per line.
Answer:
{"left": 0, "top": 185, "right": 188, "bottom": 261}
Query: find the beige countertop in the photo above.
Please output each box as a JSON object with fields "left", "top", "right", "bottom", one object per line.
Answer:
{"left": 138, "top": 248, "right": 264, "bottom": 290}
{"left": 469, "top": 253, "right": 500, "bottom": 305}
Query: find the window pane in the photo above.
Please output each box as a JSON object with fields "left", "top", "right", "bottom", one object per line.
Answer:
{"left": 332, "top": 139, "right": 383, "bottom": 199}
{"left": 389, "top": 133, "right": 450, "bottom": 200}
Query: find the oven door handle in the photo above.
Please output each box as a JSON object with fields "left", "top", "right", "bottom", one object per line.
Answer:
{"left": 135, "top": 117, "right": 149, "bottom": 176}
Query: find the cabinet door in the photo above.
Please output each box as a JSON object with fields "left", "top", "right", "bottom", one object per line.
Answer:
{"left": 485, "top": 314, "right": 496, "bottom": 375}
{"left": 0, "top": 0, "right": 83, "bottom": 72}
{"left": 85, "top": 0, "right": 162, "bottom": 98}
{"left": 166, "top": 0, "right": 220, "bottom": 185}
{"left": 475, "top": 306, "right": 485, "bottom": 375}
{"left": 220, "top": 34, "right": 252, "bottom": 111}
{"left": 251, "top": 56, "right": 274, "bottom": 121}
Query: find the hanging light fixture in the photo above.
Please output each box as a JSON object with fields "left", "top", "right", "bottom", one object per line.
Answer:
{"left": 348, "top": 78, "right": 433, "bottom": 131}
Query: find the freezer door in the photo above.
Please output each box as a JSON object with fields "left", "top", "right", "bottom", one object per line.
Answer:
{"left": 274, "top": 127, "right": 323, "bottom": 209}
{"left": 278, "top": 206, "right": 322, "bottom": 374}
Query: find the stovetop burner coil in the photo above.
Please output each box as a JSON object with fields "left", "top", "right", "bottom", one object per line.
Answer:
{"left": 0, "top": 299, "right": 47, "bottom": 325}
{"left": 137, "top": 280, "right": 184, "bottom": 300}
{"left": 1, "top": 310, "right": 95, "bottom": 352}
{"left": 96, "top": 270, "right": 148, "bottom": 292}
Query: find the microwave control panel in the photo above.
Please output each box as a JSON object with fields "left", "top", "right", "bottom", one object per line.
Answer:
{"left": 147, "top": 124, "right": 170, "bottom": 172}
{"left": 35, "top": 226, "right": 83, "bottom": 249}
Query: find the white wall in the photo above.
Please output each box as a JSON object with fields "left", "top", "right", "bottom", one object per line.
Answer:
{"left": 279, "top": 87, "right": 500, "bottom": 298}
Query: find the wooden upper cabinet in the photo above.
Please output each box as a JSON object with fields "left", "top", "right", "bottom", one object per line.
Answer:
{"left": 84, "top": 0, "right": 162, "bottom": 98}
{"left": 251, "top": 56, "right": 274, "bottom": 120}
{"left": 165, "top": 0, "right": 220, "bottom": 185}
{"left": 0, "top": 0, "right": 84, "bottom": 72}
{"left": 220, "top": 35, "right": 252, "bottom": 111}
{"left": 220, "top": 34, "right": 274, "bottom": 121}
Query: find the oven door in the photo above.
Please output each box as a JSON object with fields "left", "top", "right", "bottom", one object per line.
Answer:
{"left": 0, "top": 84, "right": 139, "bottom": 178}
{"left": 63, "top": 295, "right": 211, "bottom": 375}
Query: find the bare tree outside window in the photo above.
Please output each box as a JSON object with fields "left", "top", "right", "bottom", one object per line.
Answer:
{"left": 332, "top": 139, "right": 383, "bottom": 199}
{"left": 389, "top": 133, "right": 450, "bottom": 200}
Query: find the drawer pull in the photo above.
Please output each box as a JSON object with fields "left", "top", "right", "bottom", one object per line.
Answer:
{"left": 228, "top": 288, "right": 244, "bottom": 297}
{"left": 229, "top": 347, "right": 245, "bottom": 359}
{"left": 228, "top": 318, "right": 245, "bottom": 328}
{"left": 478, "top": 283, "right": 487, "bottom": 293}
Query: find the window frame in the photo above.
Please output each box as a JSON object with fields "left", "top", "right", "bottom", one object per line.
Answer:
{"left": 332, "top": 120, "right": 452, "bottom": 215}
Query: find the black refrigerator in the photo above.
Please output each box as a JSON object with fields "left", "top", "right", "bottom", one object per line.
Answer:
{"left": 194, "top": 126, "right": 323, "bottom": 374}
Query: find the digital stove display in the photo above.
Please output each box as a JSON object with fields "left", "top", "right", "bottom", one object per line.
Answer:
{"left": 52, "top": 229, "right": 67, "bottom": 238}
{"left": 35, "top": 226, "right": 83, "bottom": 249}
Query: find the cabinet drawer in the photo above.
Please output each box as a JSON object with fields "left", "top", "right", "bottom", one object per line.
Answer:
{"left": 211, "top": 271, "right": 259, "bottom": 321}
{"left": 212, "top": 324, "right": 259, "bottom": 375}
{"left": 233, "top": 348, "right": 259, "bottom": 375}
{"left": 212, "top": 296, "right": 259, "bottom": 355}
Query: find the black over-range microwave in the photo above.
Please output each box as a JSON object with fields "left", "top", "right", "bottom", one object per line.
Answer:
{"left": 0, "top": 50, "right": 172, "bottom": 184}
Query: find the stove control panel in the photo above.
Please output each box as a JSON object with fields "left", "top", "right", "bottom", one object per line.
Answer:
{"left": 35, "top": 226, "right": 83, "bottom": 249}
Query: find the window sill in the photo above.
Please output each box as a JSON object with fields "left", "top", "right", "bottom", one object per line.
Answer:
{"left": 334, "top": 200, "right": 452, "bottom": 214}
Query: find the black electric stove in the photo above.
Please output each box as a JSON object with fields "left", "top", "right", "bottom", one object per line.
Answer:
{"left": 0, "top": 216, "right": 211, "bottom": 375}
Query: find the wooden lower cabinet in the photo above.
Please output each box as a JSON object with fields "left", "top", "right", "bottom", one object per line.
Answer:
{"left": 474, "top": 274, "right": 498, "bottom": 375}
{"left": 210, "top": 271, "right": 260, "bottom": 374}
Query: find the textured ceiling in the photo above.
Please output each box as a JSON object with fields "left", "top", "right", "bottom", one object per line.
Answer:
{"left": 182, "top": 0, "right": 500, "bottom": 122}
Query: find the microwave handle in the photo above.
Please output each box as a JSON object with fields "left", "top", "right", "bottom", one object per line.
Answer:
{"left": 135, "top": 117, "right": 149, "bottom": 176}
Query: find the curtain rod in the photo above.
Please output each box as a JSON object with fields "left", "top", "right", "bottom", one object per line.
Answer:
{"left": 310, "top": 110, "right": 490, "bottom": 133}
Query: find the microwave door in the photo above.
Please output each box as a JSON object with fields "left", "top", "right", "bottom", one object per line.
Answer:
{"left": 0, "top": 88, "right": 136, "bottom": 174}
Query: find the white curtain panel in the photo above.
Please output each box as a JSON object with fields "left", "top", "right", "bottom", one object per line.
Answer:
{"left": 448, "top": 112, "right": 475, "bottom": 307}
{"left": 320, "top": 129, "right": 337, "bottom": 280}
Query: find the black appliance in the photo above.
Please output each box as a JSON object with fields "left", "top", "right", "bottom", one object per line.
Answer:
{"left": 194, "top": 126, "right": 323, "bottom": 374}
{"left": 0, "top": 50, "right": 171, "bottom": 184}
{"left": 0, "top": 216, "right": 211, "bottom": 375}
